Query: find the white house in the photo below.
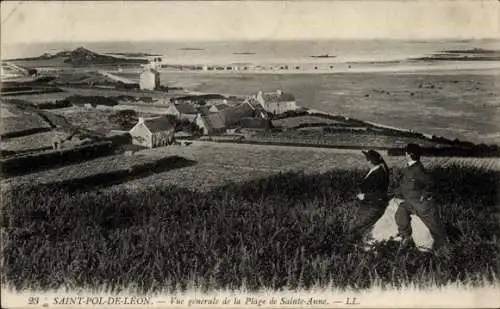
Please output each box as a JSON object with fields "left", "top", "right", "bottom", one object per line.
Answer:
{"left": 256, "top": 89, "right": 298, "bottom": 115}
{"left": 129, "top": 116, "right": 175, "bottom": 148}
{"left": 139, "top": 63, "right": 161, "bottom": 90}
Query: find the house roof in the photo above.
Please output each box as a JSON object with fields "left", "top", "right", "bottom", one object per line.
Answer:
{"left": 175, "top": 102, "right": 199, "bottom": 114}
{"left": 202, "top": 113, "right": 225, "bottom": 131}
{"left": 263, "top": 92, "right": 296, "bottom": 102}
{"left": 143, "top": 117, "right": 176, "bottom": 133}
{"left": 219, "top": 103, "right": 255, "bottom": 126}
{"left": 214, "top": 103, "right": 231, "bottom": 110}
{"left": 245, "top": 98, "right": 264, "bottom": 110}
{"left": 198, "top": 105, "right": 212, "bottom": 116}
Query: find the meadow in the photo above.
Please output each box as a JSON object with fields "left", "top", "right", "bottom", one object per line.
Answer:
{"left": 51, "top": 107, "right": 118, "bottom": 133}
{"left": 1, "top": 151, "right": 166, "bottom": 185}
{"left": 1, "top": 163, "right": 498, "bottom": 293}
{"left": 272, "top": 115, "right": 346, "bottom": 128}
{"left": 3, "top": 141, "right": 499, "bottom": 191}
{"left": 245, "top": 131, "right": 438, "bottom": 149}
{"left": 1, "top": 131, "right": 57, "bottom": 153}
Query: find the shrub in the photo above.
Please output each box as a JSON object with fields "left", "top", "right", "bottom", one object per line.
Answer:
{"left": 65, "top": 95, "right": 118, "bottom": 107}
{"left": 108, "top": 110, "right": 138, "bottom": 130}
{"left": 37, "top": 100, "right": 72, "bottom": 109}
{"left": 1, "top": 141, "right": 114, "bottom": 177}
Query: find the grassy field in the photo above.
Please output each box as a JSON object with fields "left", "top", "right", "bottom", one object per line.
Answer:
{"left": 272, "top": 115, "right": 347, "bottom": 128}
{"left": 246, "top": 131, "right": 440, "bottom": 149}
{"left": 0, "top": 103, "right": 52, "bottom": 136}
{"left": 58, "top": 86, "right": 187, "bottom": 99}
{"left": 1, "top": 131, "right": 57, "bottom": 152}
{"left": 51, "top": 107, "right": 118, "bottom": 133}
{"left": 3, "top": 142, "right": 500, "bottom": 191}
{"left": 3, "top": 92, "right": 71, "bottom": 104}
{"left": 1, "top": 161, "right": 499, "bottom": 293}
{"left": 0, "top": 152, "right": 165, "bottom": 186}
{"left": 110, "top": 143, "right": 500, "bottom": 191}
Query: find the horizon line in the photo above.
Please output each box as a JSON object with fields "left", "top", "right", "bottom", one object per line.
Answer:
{"left": 4, "top": 37, "right": 500, "bottom": 45}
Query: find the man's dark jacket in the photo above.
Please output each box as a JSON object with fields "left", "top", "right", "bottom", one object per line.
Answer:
{"left": 399, "top": 161, "right": 433, "bottom": 202}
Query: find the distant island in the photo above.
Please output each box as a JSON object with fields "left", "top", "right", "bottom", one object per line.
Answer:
{"left": 178, "top": 48, "right": 205, "bottom": 51}
{"left": 309, "top": 54, "right": 336, "bottom": 59}
{"left": 233, "top": 52, "right": 256, "bottom": 55}
{"left": 441, "top": 48, "right": 498, "bottom": 54}
{"left": 6, "top": 47, "right": 148, "bottom": 67}
{"left": 105, "top": 52, "right": 162, "bottom": 57}
{"left": 411, "top": 48, "right": 500, "bottom": 61}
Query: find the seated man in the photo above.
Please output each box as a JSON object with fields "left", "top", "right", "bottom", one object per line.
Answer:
{"left": 394, "top": 143, "right": 449, "bottom": 253}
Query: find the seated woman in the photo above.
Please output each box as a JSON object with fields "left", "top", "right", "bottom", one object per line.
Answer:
{"left": 348, "top": 149, "right": 390, "bottom": 242}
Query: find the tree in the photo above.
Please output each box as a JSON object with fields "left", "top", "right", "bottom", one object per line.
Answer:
{"left": 109, "top": 110, "right": 138, "bottom": 130}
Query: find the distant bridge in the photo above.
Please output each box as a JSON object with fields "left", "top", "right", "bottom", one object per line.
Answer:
{"left": 158, "top": 62, "right": 354, "bottom": 73}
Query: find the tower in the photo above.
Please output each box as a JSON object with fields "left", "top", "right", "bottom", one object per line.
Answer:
{"left": 139, "top": 60, "right": 161, "bottom": 91}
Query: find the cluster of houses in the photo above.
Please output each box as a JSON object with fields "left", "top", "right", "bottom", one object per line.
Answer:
{"left": 128, "top": 89, "right": 299, "bottom": 148}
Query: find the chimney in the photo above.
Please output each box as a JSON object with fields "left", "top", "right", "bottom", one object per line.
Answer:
{"left": 256, "top": 91, "right": 264, "bottom": 103}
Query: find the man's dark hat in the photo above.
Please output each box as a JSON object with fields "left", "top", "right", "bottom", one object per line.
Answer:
{"left": 362, "top": 149, "right": 383, "bottom": 162}
{"left": 404, "top": 143, "right": 422, "bottom": 156}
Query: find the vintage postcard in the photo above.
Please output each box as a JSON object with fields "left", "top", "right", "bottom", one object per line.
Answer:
{"left": 1, "top": 0, "right": 499, "bottom": 308}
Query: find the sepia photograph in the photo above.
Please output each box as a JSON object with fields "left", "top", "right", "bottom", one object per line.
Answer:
{"left": 1, "top": 0, "right": 499, "bottom": 308}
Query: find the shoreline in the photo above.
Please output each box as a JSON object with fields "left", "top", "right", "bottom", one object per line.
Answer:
{"left": 108, "top": 62, "right": 500, "bottom": 76}
{"left": 157, "top": 65, "right": 500, "bottom": 75}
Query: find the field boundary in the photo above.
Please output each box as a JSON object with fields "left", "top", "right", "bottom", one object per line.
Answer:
{"left": 1, "top": 141, "right": 115, "bottom": 177}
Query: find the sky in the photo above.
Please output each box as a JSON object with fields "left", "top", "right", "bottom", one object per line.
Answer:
{"left": 1, "top": 1, "right": 499, "bottom": 44}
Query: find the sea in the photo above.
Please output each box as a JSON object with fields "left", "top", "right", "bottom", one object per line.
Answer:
{"left": 2, "top": 39, "right": 500, "bottom": 144}
{"left": 3, "top": 39, "right": 500, "bottom": 64}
